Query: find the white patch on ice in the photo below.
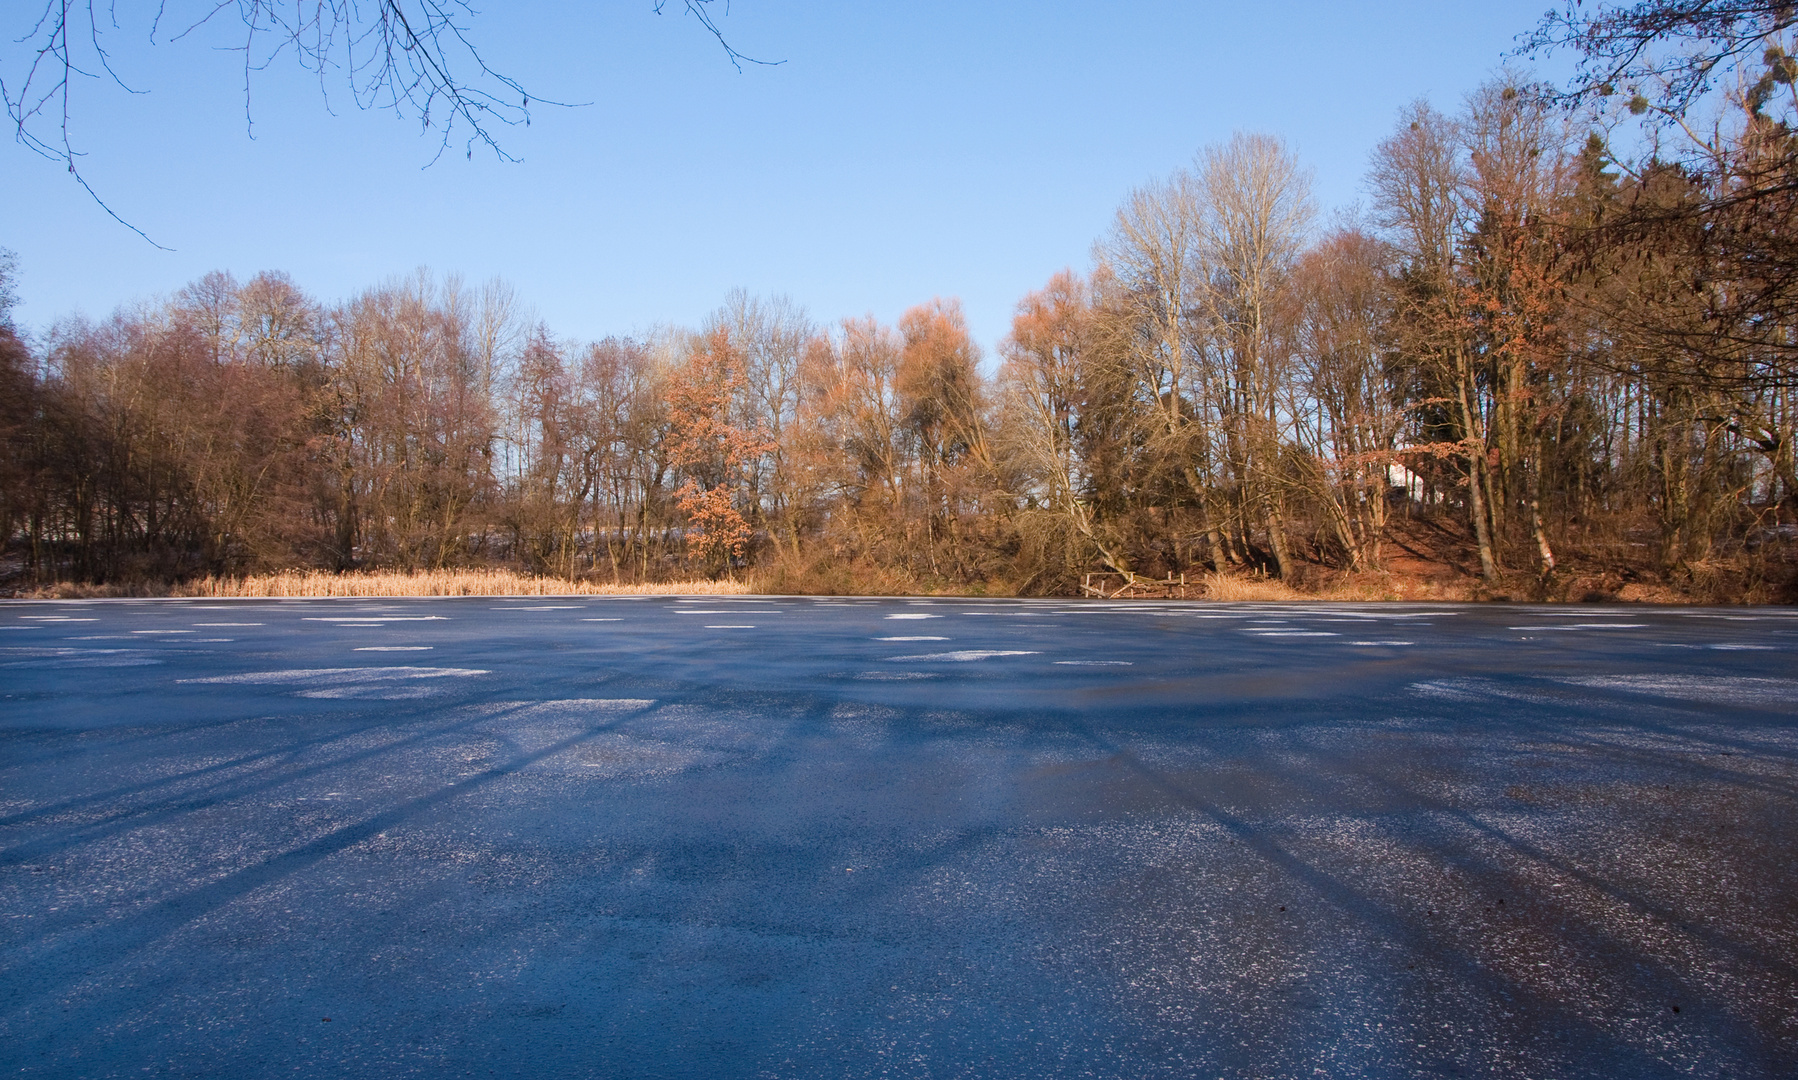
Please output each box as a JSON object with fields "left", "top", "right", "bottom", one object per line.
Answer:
{"left": 673, "top": 610, "right": 732, "bottom": 614}
{"left": 301, "top": 616, "right": 448, "bottom": 622}
{"left": 490, "top": 605, "right": 582, "bottom": 610}
{"left": 1508, "top": 624, "right": 1648, "bottom": 630}
{"left": 131, "top": 629, "right": 194, "bottom": 634}
{"left": 182, "top": 665, "right": 486, "bottom": 683}
{"left": 0, "top": 647, "right": 162, "bottom": 668}
{"left": 887, "top": 650, "right": 1040, "bottom": 662}
{"left": 18, "top": 616, "right": 96, "bottom": 621}
{"left": 582, "top": 618, "right": 623, "bottom": 622}
{"left": 1558, "top": 674, "right": 1798, "bottom": 705}
{"left": 1054, "top": 660, "right": 1134, "bottom": 666}
{"left": 1410, "top": 679, "right": 1484, "bottom": 701}
{"left": 1350, "top": 640, "right": 1414, "bottom": 646}
{"left": 876, "top": 636, "right": 948, "bottom": 641}
{"left": 1710, "top": 643, "right": 1777, "bottom": 650}
{"left": 885, "top": 613, "right": 943, "bottom": 620}
{"left": 506, "top": 697, "right": 657, "bottom": 716}
{"left": 853, "top": 671, "right": 941, "bottom": 680}
{"left": 304, "top": 686, "right": 445, "bottom": 699}
{"left": 1308, "top": 610, "right": 1446, "bottom": 620}
{"left": 180, "top": 665, "right": 488, "bottom": 699}
{"left": 1245, "top": 630, "right": 1339, "bottom": 637}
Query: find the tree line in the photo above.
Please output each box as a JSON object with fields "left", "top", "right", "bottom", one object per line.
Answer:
{"left": 4, "top": 14, "right": 1796, "bottom": 597}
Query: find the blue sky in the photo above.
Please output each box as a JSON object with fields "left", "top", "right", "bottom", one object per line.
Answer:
{"left": 4, "top": 1, "right": 1567, "bottom": 354}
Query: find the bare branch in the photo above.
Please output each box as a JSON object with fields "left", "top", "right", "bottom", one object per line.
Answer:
{"left": 6, "top": 2, "right": 766, "bottom": 241}
{"left": 1519, "top": 1, "right": 1798, "bottom": 117}
{"left": 654, "top": 0, "right": 783, "bottom": 72}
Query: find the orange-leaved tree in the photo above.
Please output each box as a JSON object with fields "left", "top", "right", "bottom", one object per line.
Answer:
{"left": 665, "top": 328, "right": 775, "bottom": 575}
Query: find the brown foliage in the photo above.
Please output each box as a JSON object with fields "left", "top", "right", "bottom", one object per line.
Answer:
{"left": 665, "top": 328, "right": 775, "bottom": 575}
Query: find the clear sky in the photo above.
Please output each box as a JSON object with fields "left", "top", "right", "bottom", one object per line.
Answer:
{"left": 4, "top": 1, "right": 1568, "bottom": 355}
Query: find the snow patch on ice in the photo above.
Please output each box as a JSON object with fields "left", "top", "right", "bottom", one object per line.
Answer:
{"left": 1557, "top": 674, "right": 1798, "bottom": 705}
{"left": 0, "top": 647, "right": 161, "bottom": 668}
{"left": 887, "top": 650, "right": 1040, "bottom": 662}
{"left": 181, "top": 665, "right": 488, "bottom": 699}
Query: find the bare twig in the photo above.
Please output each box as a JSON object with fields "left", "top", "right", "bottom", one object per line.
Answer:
{"left": 6, "top": 2, "right": 769, "bottom": 242}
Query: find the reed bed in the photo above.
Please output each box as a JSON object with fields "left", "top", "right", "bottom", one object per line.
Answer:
{"left": 179, "top": 569, "right": 754, "bottom": 598}
{"left": 9, "top": 569, "right": 752, "bottom": 599}
{"left": 1, "top": 567, "right": 1559, "bottom": 603}
{"left": 1197, "top": 573, "right": 1305, "bottom": 602}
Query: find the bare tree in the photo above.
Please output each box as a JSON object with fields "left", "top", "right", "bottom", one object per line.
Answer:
{"left": 996, "top": 270, "right": 1135, "bottom": 581}
{"left": 0, "top": 250, "right": 40, "bottom": 565}
{"left": 1095, "top": 167, "right": 1231, "bottom": 570}
{"left": 1194, "top": 131, "right": 1316, "bottom": 579}
{"left": 897, "top": 298, "right": 989, "bottom": 577}
{"left": 702, "top": 290, "right": 813, "bottom": 551}
{"left": 1286, "top": 228, "right": 1402, "bottom": 571}
{"left": 1369, "top": 100, "right": 1502, "bottom": 581}
{"left": 330, "top": 270, "right": 506, "bottom": 569}
{"left": 1461, "top": 75, "right": 1577, "bottom": 577}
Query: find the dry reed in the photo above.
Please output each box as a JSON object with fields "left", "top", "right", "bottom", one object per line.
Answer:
{"left": 1197, "top": 573, "right": 1305, "bottom": 602}
{"left": 11, "top": 569, "right": 753, "bottom": 600}
{"left": 1309, "top": 574, "right": 1471, "bottom": 602}
{"left": 179, "top": 569, "right": 754, "bottom": 598}
{"left": 12, "top": 566, "right": 1692, "bottom": 604}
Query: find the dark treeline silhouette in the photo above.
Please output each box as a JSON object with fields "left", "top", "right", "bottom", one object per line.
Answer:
{"left": 5, "top": 60, "right": 1797, "bottom": 597}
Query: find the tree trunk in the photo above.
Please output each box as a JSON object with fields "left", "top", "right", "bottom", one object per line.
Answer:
{"left": 1454, "top": 346, "right": 1500, "bottom": 581}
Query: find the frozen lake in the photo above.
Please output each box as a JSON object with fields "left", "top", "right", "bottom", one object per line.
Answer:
{"left": 2, "top": 596, "right": 1796, "bottom": 1077}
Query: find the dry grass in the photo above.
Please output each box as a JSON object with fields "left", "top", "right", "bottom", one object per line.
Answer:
{"left": 11, "top": 561, "right": 1777, "bottom": 604}
{"left": 1196, "top": 571, "right": 1482, "bottom": 603}
{"left": 1309, "top": 573, "right": 1479, "bottom": 603}
{"left": 752, "top": 552, "right": 935, "bottom": 597}
{"left": 184, "top": 569, "right": 754, "bottom": 598}
{"left": 1197, "top": 573, "right": 1305, "bottom": 601}
{"left": 11, "top": 569, "right": 752, "bottom": 599}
